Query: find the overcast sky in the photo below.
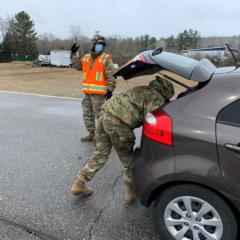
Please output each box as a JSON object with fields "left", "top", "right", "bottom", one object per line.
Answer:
{"left": 1, "top": 0, "right": 240, "bottom": 39}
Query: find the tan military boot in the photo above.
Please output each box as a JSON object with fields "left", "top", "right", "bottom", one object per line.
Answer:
{"left": 124, "top": 183, "right": 136, "bottom": 204}
{"left": 71, "top": 179, "right": 94, "bottom": 196}
{"left": 80, "top": 133, "right": 95, "bottom": 142}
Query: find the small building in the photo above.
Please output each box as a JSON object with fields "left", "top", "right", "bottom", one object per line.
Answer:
{"left": 50, "top": 50, "right": 71, "bottom": 67}
{"left": 181, "top": 47, "right": 239, "bottom": 59}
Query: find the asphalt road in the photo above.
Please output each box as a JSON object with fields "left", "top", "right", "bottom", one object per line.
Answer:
{"left": 0, "top": 93, "right": 163, "bottom": 240}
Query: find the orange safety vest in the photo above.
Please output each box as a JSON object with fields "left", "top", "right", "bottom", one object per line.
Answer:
{"left": 81, "top": 52, "right": 111, "bottom": 95}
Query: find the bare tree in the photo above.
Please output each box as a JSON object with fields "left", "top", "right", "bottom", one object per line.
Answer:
{"left": 37, "top": 33, "right": 55, "bottom": 54}
{"left": 0, "top": 17, "right": 9, "bottom": 41}
{"left": 69, "top": 25, "right": 82, "bottom": 43}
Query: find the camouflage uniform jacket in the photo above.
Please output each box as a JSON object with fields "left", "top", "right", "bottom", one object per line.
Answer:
{"left": 101, "top": 78, "right": 174, "bottom": 129}
{"left": 71, "top": 52, "right": 116, "bottom": 92}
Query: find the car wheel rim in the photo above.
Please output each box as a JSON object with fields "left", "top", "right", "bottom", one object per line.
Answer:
{"left": 164, "top": 196, "right": 223, "bottom": 240}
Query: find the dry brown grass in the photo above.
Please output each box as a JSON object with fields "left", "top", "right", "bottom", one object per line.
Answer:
{"left": 0, "top": 62, "right": 197, "bottom": 98}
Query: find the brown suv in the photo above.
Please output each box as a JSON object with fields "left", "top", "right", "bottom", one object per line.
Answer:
{"left": 115, "top": 49, "right": 240, "bottom": 240}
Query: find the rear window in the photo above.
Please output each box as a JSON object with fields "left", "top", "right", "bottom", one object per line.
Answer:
{"left": 217, "top": 100, "right": 240, "bottom": 127}
{"left": 154, "top": 52, "right": 198, "bottom": 68}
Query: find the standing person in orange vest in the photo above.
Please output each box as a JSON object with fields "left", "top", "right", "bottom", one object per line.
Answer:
{"left": 71, "top": 35, "right": 116, "bottom": 142}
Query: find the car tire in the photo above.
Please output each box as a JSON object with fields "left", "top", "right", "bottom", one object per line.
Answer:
{"left": 154, "top": 184, "right": 237, "bottom": 240}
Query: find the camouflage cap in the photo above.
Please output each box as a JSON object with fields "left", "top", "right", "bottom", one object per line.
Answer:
{"left": 92, "top": 34, "right": 106, "bottom": 45}
{"left": 149, "top": 76, "right": 175, "bottom": 100}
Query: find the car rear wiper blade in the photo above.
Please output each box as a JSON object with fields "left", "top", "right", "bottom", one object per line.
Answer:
{"left": 226, "top": 43, "right": 240, "bottom": 68}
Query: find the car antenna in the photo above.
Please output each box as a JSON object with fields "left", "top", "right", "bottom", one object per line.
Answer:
{"left": 226, "top": 43, "right": 240, "bottom": 68}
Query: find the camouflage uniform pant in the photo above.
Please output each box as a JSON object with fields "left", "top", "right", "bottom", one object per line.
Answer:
{"left": 78, "top": 111, "right": 136, "bottom": 184}
{"left": 82, "top": 93, "right": 105, "bottom": 134}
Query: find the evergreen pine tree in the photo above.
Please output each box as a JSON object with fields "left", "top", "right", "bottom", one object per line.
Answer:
{"left": 14, "top": 11, "right": 38, "bottom": 55}
{"left": 3, "top": 11, "right": 38, "bottom": 56}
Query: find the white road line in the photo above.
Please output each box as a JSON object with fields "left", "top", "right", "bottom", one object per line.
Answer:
{"left": 0, "top": 91, "right": 82, "bottom": 100}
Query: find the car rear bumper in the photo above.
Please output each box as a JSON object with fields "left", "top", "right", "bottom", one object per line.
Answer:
{"left": 133, "top": 136, "right": 175, "bottom": 207}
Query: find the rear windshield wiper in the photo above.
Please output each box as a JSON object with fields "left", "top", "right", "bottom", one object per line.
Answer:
{"left": 226, "top": 43, "right": 240, "bottom": 68}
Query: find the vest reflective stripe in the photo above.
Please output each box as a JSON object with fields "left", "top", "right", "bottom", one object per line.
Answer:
{"left": 82, "top": 83, "right": 107, "bottom": 91}
{"left": 82, "top": 84, "right": 107, "bottom": 95}
{"left": 96, "top": 72, "right": 103, "bottom": 81}
{"left": 83, "top": 54, "right": 91, "bottom": 62}
{"left": 99, "top": 53, "right": 108, "bottom": 64}
{"left": 82, "top": 71, "right": 86, "bottom": 80}
{"left": 82, "top": 87, "right": 107, "bottom": 92}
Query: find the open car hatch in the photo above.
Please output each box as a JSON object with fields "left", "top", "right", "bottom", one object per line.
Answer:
{"left": 114, "top": 49, "right": 216, "bottom": 82}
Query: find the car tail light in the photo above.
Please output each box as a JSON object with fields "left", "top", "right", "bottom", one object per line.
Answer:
{"left": 124, "top": 54, "right": 146, "bottom": 67}
{"left": 143, "top": 110, "right": 173, "bottom": 146}
{"left": 131, "top": 53, "right": 146, "bottom": 63}
{"left": 138, "top": 54, "right": 146, "bottom": 62}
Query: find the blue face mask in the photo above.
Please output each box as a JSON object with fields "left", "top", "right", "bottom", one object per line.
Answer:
{"left": 95, "top": 44, "right": 104, "bottom": 53}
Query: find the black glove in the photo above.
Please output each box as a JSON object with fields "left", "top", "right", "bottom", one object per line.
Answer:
{"left": 71, "top": 43, "right": 80, "bottom": 54}
{"left": 105, "top": 90, "right": 112, "bottom": 100}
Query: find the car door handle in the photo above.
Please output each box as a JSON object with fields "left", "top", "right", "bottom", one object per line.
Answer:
{"left": 224, "top": 143, "right": 240, "bottom": 153}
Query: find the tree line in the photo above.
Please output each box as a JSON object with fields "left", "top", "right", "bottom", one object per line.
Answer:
{"left": 0, "top": 11, "right": 38, "bottom": 56}
{"left": 1, "top": 11, "right": 240, "bottom": 65}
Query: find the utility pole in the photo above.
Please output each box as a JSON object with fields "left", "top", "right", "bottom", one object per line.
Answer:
{"left": 114, "top": 34, "right": 117, "bottom": 52}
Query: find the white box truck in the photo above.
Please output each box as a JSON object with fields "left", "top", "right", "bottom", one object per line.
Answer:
{"left": 50, "top": 50, "right": 71, "bottom": 67}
